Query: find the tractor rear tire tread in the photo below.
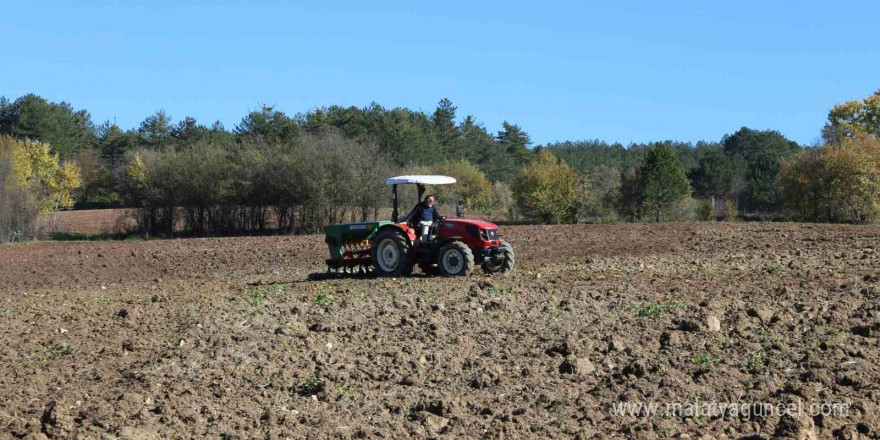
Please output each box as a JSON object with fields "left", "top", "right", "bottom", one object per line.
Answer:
{"left": 371, "top": 229, "right": 414, "bottom": 277}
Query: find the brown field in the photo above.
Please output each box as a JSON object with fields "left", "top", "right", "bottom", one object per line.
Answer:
{"left": 1, "top": 222, "right": 878, "bottom": 439}
{"left": 48, "top": 209, "right": 134, "bottom": 236}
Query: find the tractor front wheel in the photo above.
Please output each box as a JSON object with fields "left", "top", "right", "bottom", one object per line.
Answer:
{"left": 438, "top": 241, "right": 474, "bottom": 276}
{"left": 372, "top": 229, "right": 413, "bottom": 277}
{"left": 482, "top": 240, "right": 515, "bottom": 274}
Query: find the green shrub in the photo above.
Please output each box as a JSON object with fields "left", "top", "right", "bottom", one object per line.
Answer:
{"left": 76, "top": 192, "right": 122, "bottom": 209}
{"left": 697, "top": 201, "right": 714, "bottom": 221}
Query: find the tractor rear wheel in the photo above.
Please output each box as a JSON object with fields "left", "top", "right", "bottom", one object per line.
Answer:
{"left": 482, "top": 240, "right": 515, "bottom": 274}
{"left": 438, "top": 241, "right": 474, "bottom": 276}
{"left": 372, "top": 229, "right": 413, "bottom": 277}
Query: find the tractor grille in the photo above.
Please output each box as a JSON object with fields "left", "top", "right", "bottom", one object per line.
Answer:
{"left": 481, "top": 229, "right": 499, "bottom": 241}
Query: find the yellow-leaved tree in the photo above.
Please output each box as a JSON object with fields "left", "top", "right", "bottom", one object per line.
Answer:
{"left": 822, "top": 90, "right": 880, "bottom": 142}
{"left": 778, "top": 130, "right": 880, "bottom": 223}
{"left": 122, "top": 152, "right": 154, "bottom": 238}
{"left": 512, "top": 149, "right": 580, "bottom": 223}
{"left": 126, "top": 152, "right": 147, "bottom": 183}
{"left": 9, "top": 137, "right": 82, "bottom": 213}
{"left": 0, "top": 135, "right": 82, "bottom": 236}
{"left": 822, "top": 132, "right": 880, "bottom": 223}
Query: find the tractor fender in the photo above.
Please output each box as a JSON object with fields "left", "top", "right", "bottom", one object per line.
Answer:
{"left": 376, "top": 223, "right": 417, "bottom": 243}
{"left": 436, "top": 236, "right": 465, "bottom": 246}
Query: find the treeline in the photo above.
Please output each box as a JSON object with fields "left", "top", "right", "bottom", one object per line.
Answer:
{"left": 548, "top": 127, "right": 801, "bottom": 220}
{"left": 0, "top": 95, "right": 531, "bottom": 181}
{"left": 1, "top": 90, "right": 879, "bottom": 241}
{"left": 542, "top": 90, "right": 880, "bottom": 223}
{"left": 122, "top": 132, "right": 392, "bottom": 236}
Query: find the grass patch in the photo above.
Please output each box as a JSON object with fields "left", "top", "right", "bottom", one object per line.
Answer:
{"left": 31, "top": 343, "right": 72, "bottom": 364}
{"left": 312, "top": 293, "right": 334, "bottom": 307}
{"left": 632, "top": 300, "right": 686, "bottom": 320}
{"left": 51, "top": 232, "right": 113, "bottom": 242}
{"left": 264, "top": 284, "right": 286, "bottom": 297}
{"left": 248, "top": 288, "right": 265, "bottom": 307}
{"left": 299, "top": 374, "right": 325, "bottom": 396}
{"left": 243, "top": 284, "right": 287, "bottom": 308}
{"left": 242, "top": 284, "right": 290, "bottom": 308}
{"left": 693, "top": 353, "right": 714, "bottom": 366}
{"left": 50, "top": 231, "right": 145, "bottom": 242}
{"left": 742, "top": 353, "right": 765, "bottom": 372}
{"left": 764, "top": 265, "right": 781, "bottom": 275}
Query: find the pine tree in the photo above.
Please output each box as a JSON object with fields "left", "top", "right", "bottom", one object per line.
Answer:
{"left": 432, "top": 98, "right": 459, "bottom": 156}
{"left": 640, "top": 143, "right": 691, "bottom": 222}
{"left": 0, "top": 94, "right": 96, "bottom": 161}
{"left": 96, "top": 122, "right": 131, "bottom": 170}
{"left": 234, "top": 105, "right": 299, "bottom": 144}
{"left": 137, "top": 110, "right": 173, "bottom": 150}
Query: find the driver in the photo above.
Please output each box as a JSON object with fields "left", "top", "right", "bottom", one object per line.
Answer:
{"left": 404, "top": 194, "right": 444, "bottom": 242}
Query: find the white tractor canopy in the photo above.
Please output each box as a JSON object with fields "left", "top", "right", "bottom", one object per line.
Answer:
{"left": 385, "top": 175, "right": 457, "bottom": 185}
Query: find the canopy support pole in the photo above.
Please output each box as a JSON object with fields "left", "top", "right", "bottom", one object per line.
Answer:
{"left": 391, "top": 184, "right": 398, "bottom": 222}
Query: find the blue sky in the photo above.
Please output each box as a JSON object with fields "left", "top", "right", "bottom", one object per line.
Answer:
{"left": 2, "top": 1, "right": 878, "bottom": 146}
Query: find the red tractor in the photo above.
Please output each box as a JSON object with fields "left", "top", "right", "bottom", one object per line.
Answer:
{"left": 322, "top": 175, "right": 515, "bottom": 277}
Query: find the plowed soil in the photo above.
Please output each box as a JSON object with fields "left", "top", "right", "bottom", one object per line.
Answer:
{"left": 1, "top": 223, "right": 878, "bottom": 439}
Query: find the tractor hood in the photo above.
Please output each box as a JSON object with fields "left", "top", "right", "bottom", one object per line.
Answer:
{"left": 443, "top": 218, "right": 498, "bottom": 230}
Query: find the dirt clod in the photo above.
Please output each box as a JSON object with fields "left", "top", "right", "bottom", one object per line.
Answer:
{"left": 621, "top": 360, "right": 647, "bottom": 378}
{"left": 559, "top": 356, "right": 596, "bottom": 376}
{"left": 852, "top": 324, "right": 877, "bottom": 337}
{"left": 608, "top": 337, "right": 627, "bottom": 352}
{"left": 748, "top": 306, "right": 775, "bottom": 323}
{"left": 421, "top": 412, "right": 450, "bottom": 434}
{"left": 119, "top": 427, "right": 160, "bottom": 440}
{"left": 774, "top": 414, "right": 818, "bottom": 440}
{"left": 706, "top": 315, "right": 722, "bottom": 332}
